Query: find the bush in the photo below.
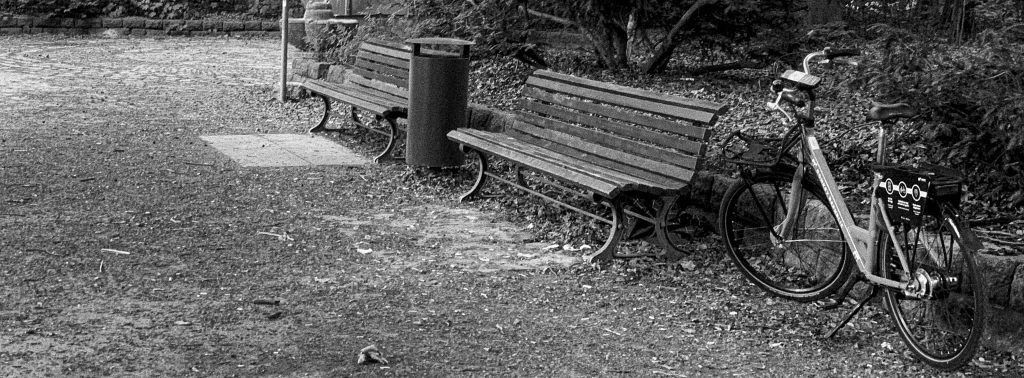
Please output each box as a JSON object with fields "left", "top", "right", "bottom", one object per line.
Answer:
{"left": 854, "top": 22, "right": 1024, "bottom": 204}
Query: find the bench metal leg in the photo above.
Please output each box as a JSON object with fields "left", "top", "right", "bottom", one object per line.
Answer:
{"left": 372, "top": 116, "right": 402, "bottom": 163}
{"left": 307, "top": 95, "right": 333, "bottom": 133}
{"left": 458, "top": 148, "right": 488, "bottom": 202}
{"left": 655, "top": 194, "right": 697, "bottom": 260}
{"left": 585, "top": 198, "right": 625, "bottom": 263}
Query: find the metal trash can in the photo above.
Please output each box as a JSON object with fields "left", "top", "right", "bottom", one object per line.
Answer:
{"left": 405, "top": 37, "right": 474, "bottom": 168}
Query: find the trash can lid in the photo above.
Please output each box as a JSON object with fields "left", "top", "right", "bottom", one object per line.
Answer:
{"left": 405, "top": 37, "right": 475, "bottom": 46}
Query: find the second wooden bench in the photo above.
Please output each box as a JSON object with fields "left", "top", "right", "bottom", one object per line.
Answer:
{"left": 298, "top": 38, "right": 410, "bottom": 162}
{"left": 447, "top": 70, "right": 728, "bottom": 262}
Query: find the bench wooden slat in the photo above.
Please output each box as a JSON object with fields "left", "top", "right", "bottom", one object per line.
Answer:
{"left": 506, "top": 130, "right": 691, "bottom": 191}
{"left": 351, "top": 66, "right": 408, "bottom": 89}
{"left": 356, "top": 50, "right": 409, "bottom": 71}
{"left": 449, "top": 129, "right": 625, "bottom": 197}
{"left": 360, "top": 40, "right": 411, "bottom": 60}
{"left": 339, "top": 83, "right": 408, "bottom": 113}
{"left": 455, "top": 129, "right": 682, "bottom": 194}
{"left": 303, "top": 80, "right": 396, "bottom": 116}
{"left": 511, "top": 118, "right": 697, "bottom": 184}
{"left": 532, "top": 69, "right": 727, "bottom": 118}
{"left": 515, "top": 111, "right": 700, "bottom": 172}
{"left": 353, "top": 60, "right": 410, "bottom": 82}
{"left": 526, "top": 75, "right": 721, "bottom": 125}
{"left": 347, "top": 75, "right": 409, "bottom": 103}
{"left": 523, "top": 86, "right": 709, "bottom": 142}
{"left": 520, "top": 97, "right": 706, "bottom": 158}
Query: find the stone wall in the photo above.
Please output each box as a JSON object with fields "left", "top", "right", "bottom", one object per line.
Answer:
{"left": 0, "top": 15, "right": 281, "bottom": 36}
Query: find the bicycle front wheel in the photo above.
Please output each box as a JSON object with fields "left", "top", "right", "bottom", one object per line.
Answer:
{"left": 719, "top": 168, "right": 853, "bottom": 301}
{"left": 880, "top": 204, "right": 986, "bottom": 370}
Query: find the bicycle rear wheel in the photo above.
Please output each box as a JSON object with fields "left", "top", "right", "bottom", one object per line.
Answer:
{"left": 879, "top": 204, "right": 986, "bottom": 370}
{"left": 719, "top": 168, "right": 853, "bottom": 301}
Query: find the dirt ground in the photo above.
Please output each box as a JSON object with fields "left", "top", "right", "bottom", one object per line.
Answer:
{"left": 1, "top": 34, "right": 1022, "bottom": 377}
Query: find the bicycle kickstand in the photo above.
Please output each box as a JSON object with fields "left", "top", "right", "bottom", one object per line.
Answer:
{"left": 824, "top": 286, "right": 879, "bottom": 339}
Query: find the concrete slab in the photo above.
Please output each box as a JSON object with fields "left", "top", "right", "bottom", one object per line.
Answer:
{"left": 200, "top": 134, "right": 369, "bottom": 167}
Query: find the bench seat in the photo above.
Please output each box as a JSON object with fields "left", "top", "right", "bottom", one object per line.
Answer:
{"left": 297, "top": 38, "right": 411, "bottom": 162}
{"left": 449, "top": 69, "right": 728, "bottom": 262}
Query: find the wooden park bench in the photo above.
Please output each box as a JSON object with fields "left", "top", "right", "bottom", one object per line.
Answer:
{"left": 298, "top": 38, "right": 410, "bottom": 162}
{"left": 447, "top": 70, "right": 728, "bottom": 262}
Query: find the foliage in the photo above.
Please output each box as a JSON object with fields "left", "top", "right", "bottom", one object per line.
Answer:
{"left": 406, "top": 0, "right": 530, "bottom": 59}
{"left": 852, "top": 21, "right": 1024, "bottom": 203}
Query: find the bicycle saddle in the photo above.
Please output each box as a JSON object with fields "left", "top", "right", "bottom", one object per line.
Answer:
{"left": 867, "top": 102, "right": 916, "bottom": 121}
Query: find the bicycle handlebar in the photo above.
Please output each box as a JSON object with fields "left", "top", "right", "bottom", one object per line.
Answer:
{"left": 801, "top": 47, "right": 861, "bottom": 75}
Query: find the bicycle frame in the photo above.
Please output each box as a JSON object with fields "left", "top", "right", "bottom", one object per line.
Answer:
{"left": 767, "top": 56, "right": 916, "bottom": 293}
{"left": 778, "top": 119, "right": 911, "bottom": 291}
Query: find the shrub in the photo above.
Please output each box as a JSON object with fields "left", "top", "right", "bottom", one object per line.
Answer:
{"left": 854, "top": 22, "right": 1024, "bottom": 204}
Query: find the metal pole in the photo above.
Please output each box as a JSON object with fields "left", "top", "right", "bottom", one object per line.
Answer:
{"left": 280, "top": 0, "right": 288, "bottom": 102}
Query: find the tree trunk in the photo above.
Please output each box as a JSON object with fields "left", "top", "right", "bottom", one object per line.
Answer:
{"left": 607, "top": 23, "right": 629, "bottom": 69}
{"left": 805, "top": 0, "right": 844, "bottom": 25}
{"left": 641, "top": 0, "right": 711, "bottom": 74}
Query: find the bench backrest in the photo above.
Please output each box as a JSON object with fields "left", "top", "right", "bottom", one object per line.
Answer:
{"left": 511, "top": 70, "right": 727, "bottom": 184}
{"left": 349, "top": 38, "right": 411, "bottom": 102}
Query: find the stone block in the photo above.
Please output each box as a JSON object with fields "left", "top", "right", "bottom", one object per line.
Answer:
{"left": 243, "top": 21, "right": 262, "bottom": 31}
{"left": 465, "top": 103, "right": 494, "bottom": 131}
{"left": 708, "top": 173, "right": 737, "bottom": 209}
{"left": 978, "top": 254, "right": 1021, "bottom": 307}
{"left": 191, "top": 30, "right": 216, "bottom": 37}
{"left": 222, "top": 21, "right": 245, "bottom": 31}
{"left": 0, "top": 15, "right": 28, "bottom": 27}
{"left": 102, "top": 18, "right": 123, "bottom": 28}
{"left": 128, "top": 28, "right": 147, "bottom": 37}
{"left": 36, "top": 17, "right": 62, "bottom": 28}
{"left": 688, "top": 171, "right": 720, "bottom": 209}
{"left": 293, "top": 59, "right": 330, "bottom": 79}
{"left": 145, "top": 29, "right": 169, "bottom": 37}
{"left": 60, "top": 18, "right": 76, "bottom": 28}
{"left": 144, "top": 19, "right": 162, "bottom": 29}
{"left": 162, "top": 19, "right": 184, "bottom": 29}
{"left": 122, "top": 18, "right": 146, "bottom": 29}
{"left": 324, "top": 65, "right": 347, "bottom": 83}
{"left": 184, "top": 20, "right": 204, "bottom": 31}
{"left": 202, "top": 20, "right": 223, "bottom": 31}
{"left": 261, "top": 21, "right": 279, "bottom": 31}
{"left": 1010, "top": 263, "right": 1024, "bottom": 311}
{"left": 79, "top": 18, "right": 103, "bottom": 28}
{"left": 21, "top": 16, "right": 36, "bottom": 27}
{"left": 26, "top": 27, "right": 44, "bottom": 34}
{"left": 0, "top": 27, "right": 24, "bottom": 35}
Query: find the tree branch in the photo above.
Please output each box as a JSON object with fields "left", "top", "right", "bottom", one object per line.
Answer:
{"left": 518, "top": 6, "right": 578, "bottom": 27}
{"left": 642, "top": 0, "right": 714, "bottom": 74}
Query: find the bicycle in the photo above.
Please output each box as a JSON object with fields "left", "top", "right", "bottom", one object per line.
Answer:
{"left": 717, "top": 47, "right": 987, "bottom": 370}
